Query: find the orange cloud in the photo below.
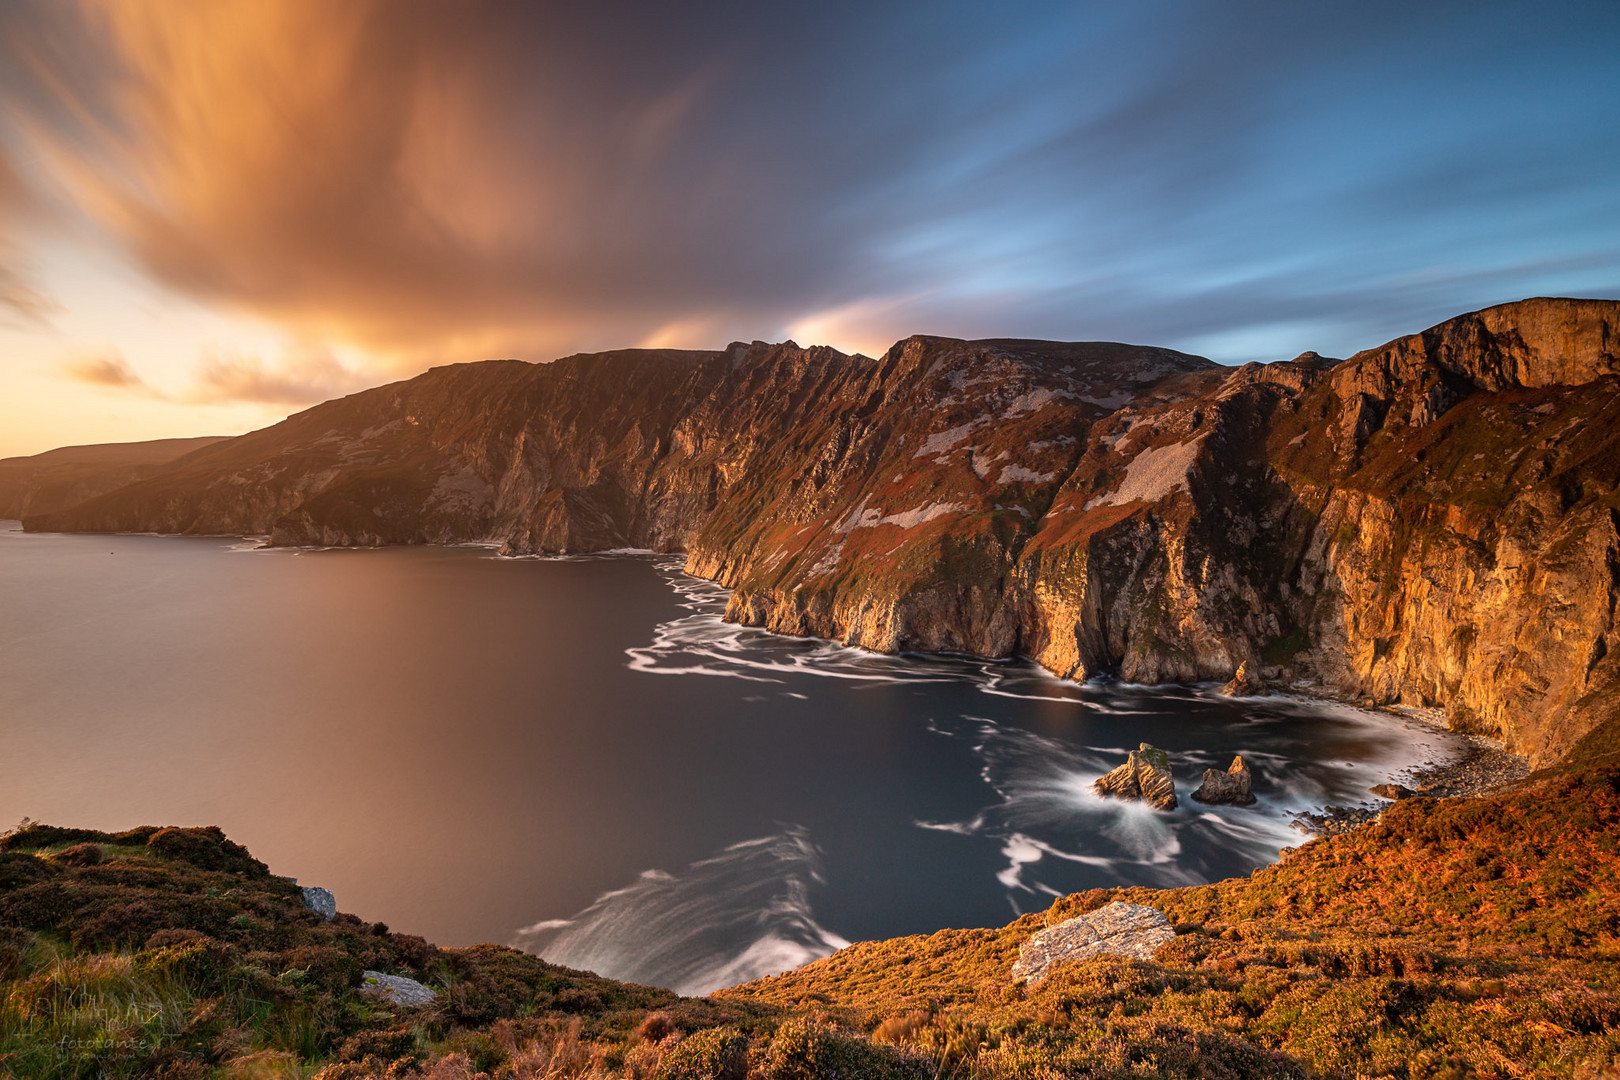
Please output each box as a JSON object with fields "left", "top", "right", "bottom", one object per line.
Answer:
{"left": 0, "top": 1, "right": 841, "bottom": 368}
{"left": 187, "top": 346, "right": 374, "bottom": 406}
{"left": 61, "top": 349, "right": 157, "bottom": 392}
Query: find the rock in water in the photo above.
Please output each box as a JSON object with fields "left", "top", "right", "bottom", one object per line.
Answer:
{"left": 300, "top": 885, "right": 336, "bottom": 921}
{"left": 1220, "top": 660, "right": 1265, "bottom": 697}
{"left": 1011, "top": 902, "right": 1176, "bottom": 985}
{"left": 361, "top": 971, "right": 437, "bottom": 1007}
{"left": 1192, "top": 755, "right": 1257, "bottom": 805}
{"left": 1369, "top": 782, "right": 1416, "bottom": 800}
{"left": 1092, "top": 743, "right": 1178, "bottom": 810}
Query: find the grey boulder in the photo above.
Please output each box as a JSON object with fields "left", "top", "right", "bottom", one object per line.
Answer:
{"left": 1011, "top": 902, "right": 1176, "bottom": 985}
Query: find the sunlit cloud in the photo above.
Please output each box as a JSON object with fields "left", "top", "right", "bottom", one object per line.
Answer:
{"left": 61, "top": 349, "right": 155, "bottom": 392}
{"left": 186, "top": 346, "right": 375, "bottom": 406}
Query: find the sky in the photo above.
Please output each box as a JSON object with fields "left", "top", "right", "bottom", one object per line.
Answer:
{"left": 0, "top": 1, "right": 1617, "bottom": 458}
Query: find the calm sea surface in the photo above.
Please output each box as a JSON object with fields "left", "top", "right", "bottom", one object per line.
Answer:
{"left": 0, "top": 523, "right": 1463, "bottom": 993}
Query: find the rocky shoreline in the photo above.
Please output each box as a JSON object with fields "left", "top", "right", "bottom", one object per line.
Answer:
{"left": 1291, "top": 710, "right": 1531, "bottom": 838}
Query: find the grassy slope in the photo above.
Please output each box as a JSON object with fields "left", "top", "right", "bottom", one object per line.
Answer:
{"left": 4, "top": 740, "right": 1619, "bottom": 1079}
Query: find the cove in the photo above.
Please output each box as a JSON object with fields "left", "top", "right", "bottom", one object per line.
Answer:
{"left": 0, "top": 524, "right": 1465, "bottom": 993}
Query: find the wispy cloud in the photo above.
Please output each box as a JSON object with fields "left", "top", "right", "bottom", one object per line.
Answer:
{"left": 61, "top": 350, "right": 157, "bottom": 393}
{"left": 60, "top": 344, "right": 379, "bottom": 408}
{"left": 0, "top": 1, "right": 1617, "bottom": 367}
{"left": 187, "top": 346, "right": 375, "bottom": 406}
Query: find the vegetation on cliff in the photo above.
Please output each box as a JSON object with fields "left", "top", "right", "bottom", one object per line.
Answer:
{"left": 4, "top": 722, "right": 1619, "bottom": 1078}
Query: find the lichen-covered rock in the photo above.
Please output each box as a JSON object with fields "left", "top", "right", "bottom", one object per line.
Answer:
{"left": 301, "top": 885, "right": 336, "bottom": 921}
{"left": 1092, "top": 743, "right": 1178, "bottom": 810}
{"left": 1011, "top": 902, "right": 1175, "bottom": 985}
{"left": 1192, "top": 756, "right": 1256, "bottom": 805}
{"left": 361, "top": 970, "right": 437, "bottom": 1007}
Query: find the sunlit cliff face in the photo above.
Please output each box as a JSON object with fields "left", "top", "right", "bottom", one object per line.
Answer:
{"left": 0, "top": 0, "right": 1617, "bottom": 456}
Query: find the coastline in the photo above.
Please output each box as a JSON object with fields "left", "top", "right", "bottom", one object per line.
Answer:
{"left": 1288, "top": 705, "right": 1531, "bottom": 838}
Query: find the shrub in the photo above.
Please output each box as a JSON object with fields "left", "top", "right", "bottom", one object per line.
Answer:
{"left": 651, "top": 1027, "right": 748, "bottom": 1080}
{"left": 145, "top": 828, "right": 269, "bottom": 877}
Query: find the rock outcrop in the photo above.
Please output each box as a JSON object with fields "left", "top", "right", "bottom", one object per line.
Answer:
{"left": 1220, "top": 661, "right": 1265, "bottom": 697}
{"left": 1191, "top": 756, "right": 1256, "bottom": 805}
{"left": 21, "top": 299, "right": 1620, "bottom": 765}
{"left": 1011, "top": 902, "right": 1176, "bottom": 984}
{"left": 1093, "top": 744, "right": 1178, "bottom": 810}
{"left": 361, "top": 970, "right": 437, "bottom": 1007}
{"left": 300, "top": 885, "right": 337, "bottom": 921}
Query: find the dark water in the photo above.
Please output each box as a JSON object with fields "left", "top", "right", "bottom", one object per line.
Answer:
{"left": 0, "top": 523, "right": 1462, "bottom": 994}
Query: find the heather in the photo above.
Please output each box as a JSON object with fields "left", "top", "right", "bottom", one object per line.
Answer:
{"left": 4, "top": 737, "right": 1620, "bottom": 1078}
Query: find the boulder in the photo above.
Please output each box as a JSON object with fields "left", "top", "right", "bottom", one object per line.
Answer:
{"left": 1369, "top": 782, "right": 1416, "bottom": 801}
{"left": 1092, "top": 743, "right": 1177, "bottom": 810}
{"left": 1220, "top": 660, "right": 1265, "bottom": 697}
{"left": 1192, "top": 755, "right": 1257, "bottom": 806}
{"left": 1011, "top": 902, "right": 1176, "bottom": 985}
{"left": 300, "top": 885, "right": 337, "bottom": 921}
{"left": 361, "top": 970, "right": 437, "bottom": 1007}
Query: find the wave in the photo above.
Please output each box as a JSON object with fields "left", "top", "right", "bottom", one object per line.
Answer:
{"left": 512, "top": 826, "right": 848, "bottom": 996}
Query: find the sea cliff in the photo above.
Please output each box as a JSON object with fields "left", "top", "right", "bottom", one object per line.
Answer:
{"left": 21, "top": 298, "right": 1620, "bottom": 764}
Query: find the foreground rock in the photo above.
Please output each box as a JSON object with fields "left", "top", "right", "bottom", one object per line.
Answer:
{"left": 361, "top": 971, "right": 437, "bottom": 1007}
{"left": 300, "top": 885, "right": 336, "bottom": 920}
{"left": 1192, "top": 755, "right": 1257, "bottom": 805}
{"left": 1011, "top": 902, "right": 1176, "bottom": 985}
{"left": 1093, "top": 744, "right": 1178, "bottom": 810}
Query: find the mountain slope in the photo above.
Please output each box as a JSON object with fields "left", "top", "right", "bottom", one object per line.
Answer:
{"left": 24, "top": 298, "right": 1620, "bottom": 763}
{"left": 0, "top": 436, "right": 229, "bottom": 520}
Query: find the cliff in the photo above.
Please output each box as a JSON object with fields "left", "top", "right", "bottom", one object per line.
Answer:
{"left": 0, "top": 435, "right": 228, "bottom": 520}
{"left": 24, "top": 298, "right": 1620, "bottom": 764}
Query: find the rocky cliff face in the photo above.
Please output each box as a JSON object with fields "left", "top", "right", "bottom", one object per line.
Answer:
{"left": 26, "top": 298, "right": 1620, "bottom": 764}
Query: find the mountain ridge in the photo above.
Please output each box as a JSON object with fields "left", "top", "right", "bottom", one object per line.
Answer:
{"left": 21, "top": 297, "right": 1620, "bottom": 765}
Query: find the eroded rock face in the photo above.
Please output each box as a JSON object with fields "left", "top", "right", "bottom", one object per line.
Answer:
{"left": 24, "top": 300, "right": 1620, "bottom": 764}
{"left": 1192, "top": 756, "right": 1256, "bottom": 806}
{"left": 1011, "top": 902, "right": 1175, "bottom": 985}
{"left": 1093, "top": 743, "right": 1178, "bottom": 810}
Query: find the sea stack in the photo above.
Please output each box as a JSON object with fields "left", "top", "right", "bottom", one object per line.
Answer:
{"left": 1191, "top": 756, "right": 1257, "bottom": 805}
{"left": 1093, "top": 743, "right": 1178, "bottom": 810}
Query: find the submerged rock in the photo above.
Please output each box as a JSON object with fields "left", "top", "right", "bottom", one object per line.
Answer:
{"left": 1192, "top": 755, "right": 1256, "bottom": 806}
{"left": 361, "top": 970, "right": 437, "bottom": 1007}
{"left": 1092, "top": 743, "right": 1177, "bottom": 810}
{"left": 1011, "top": 902, "right": 1176, "bottom": 985}
{"left": 301, "top": 885, "right": 337, "bottom": 921}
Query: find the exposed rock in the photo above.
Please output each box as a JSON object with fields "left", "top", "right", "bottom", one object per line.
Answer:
{"left": 301, "top": 885, "right": 337, "bottom": 921}
{"left": 1011, "top": 902, "right": 1176, "bottom": 985}
{"left": 1369, "top": 782, "right": 1416, "bottom": 801}
{"left": 361, "top": 970, "right": 437, "bottom": 1007}
{"left": 1192, "top": 756, "right": 1256, "bottom": 806}
{"left": 20, "top": 299, "right": 1620, "bottom": 766}
{"left": 1092, "top": 743, "right": 1177, "bottom": 810}
{"left": 1220, "top": 661, "right": 1265, "bottom": 697}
